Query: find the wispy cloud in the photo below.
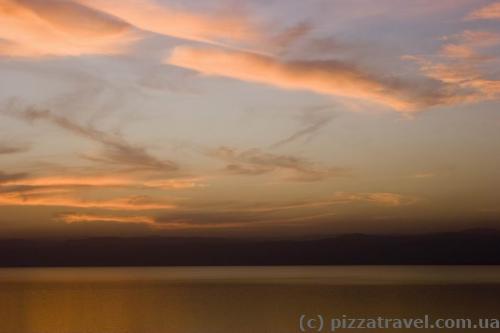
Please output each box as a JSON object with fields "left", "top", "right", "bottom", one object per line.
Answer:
{"left": 167, "top": 46, "right": 444, "bottom": 111}
{"left": 405, "top": 2, "right": 500, "bottom": 106}
{"left": 209, "top": 146, "right": 347, "bottom": 182}
{"left": 0, "top": 0, "right": 138, "bottom": 57}
{"left": 16, "top": 108, "right": 178, "bottom": 171}
{"left": 466, "top": 1, "right": 500, "bottom": 21}
{"left": 405, "top": 28, "right": 500, "bottom": 105}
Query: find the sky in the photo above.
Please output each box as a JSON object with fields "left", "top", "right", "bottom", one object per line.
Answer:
{"left": 0, "top": 0, "right": 499, "bottom": 238}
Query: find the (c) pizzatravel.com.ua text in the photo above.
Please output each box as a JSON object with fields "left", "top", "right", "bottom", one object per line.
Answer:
{"left": 299, "top": 314, "right": 500, "bottom": 332}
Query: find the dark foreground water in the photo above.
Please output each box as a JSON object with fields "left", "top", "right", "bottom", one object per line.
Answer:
{"left": 0, "top": 266, "right": 499, "bottom": 333}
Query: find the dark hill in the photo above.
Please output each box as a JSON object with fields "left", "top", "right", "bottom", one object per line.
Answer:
{"left": 1, "top": 229, "right": 499, "bottom": 266}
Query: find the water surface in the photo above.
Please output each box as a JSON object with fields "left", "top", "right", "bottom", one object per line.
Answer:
{"left": 0, "top": 266, "right": 499, "bottom": 333}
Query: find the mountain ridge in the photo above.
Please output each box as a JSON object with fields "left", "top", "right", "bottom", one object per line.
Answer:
{"left": 1, "top": 228, "right": 499, "bottom": 266}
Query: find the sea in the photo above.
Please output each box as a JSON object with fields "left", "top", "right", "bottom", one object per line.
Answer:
{"left": 0, "top": 266, "right": 499, "bottom": 333}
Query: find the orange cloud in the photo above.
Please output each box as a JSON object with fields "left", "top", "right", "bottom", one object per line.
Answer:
{"left": 406, "top": 29, "right": 500, "bottom": 105}
{"left": 0, "top": 192, "right": 175, "bottom": 210}
{"left": 194, "top": 192, "right": 419, "bottom": 214}
{"left": 457, "top": 30, "right": 500, "bottom": 47}
{"left": 2, "top": 176, "right": 130, "bottom": 187}
{"left": 60, "top": 213, "right": 155, "bottom": 225}
{"left": 75, "top": 0, "right": 258, "bottom": 44}
{"left": 144, "top": 178, "right": 205, "bottom": 189}
{"left": 60, "top": 213, "right": 246, "bottom": 230}
{"left": 440, "top": 44, "right": 477, "bottom": 59}
{"left": 332, "top": 192, "right": 419, "bottom": 207}
{"left": 2, "top": 175, "right": 203, "bottom": 189}
{"left": 413, "top": 172, "right": 436, "bottom": 179}
{"left": 167, "top": 46, "right": 433, "bottom": 111}
{"left": 418, "top": 64, "right": 500, "bottom": 103}
{"left": 466, "top": 2, "right": 500, "bottom": 20}
{"left": 296, "top": 192, "right": 419, "bottom": 209}
{"left": 0, "top": 0, "right": 138, "bottom": 57}
{"left": 439, "top": 31, "right": 500, "bottom": 60}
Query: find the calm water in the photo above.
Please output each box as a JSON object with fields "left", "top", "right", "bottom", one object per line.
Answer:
{"left": 0, "top": 266, "right": 499, "bottom": 333}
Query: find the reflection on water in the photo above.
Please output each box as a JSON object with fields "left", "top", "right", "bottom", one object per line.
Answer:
{"left": 0, "top": 266, "right": 499, "bottom": 333}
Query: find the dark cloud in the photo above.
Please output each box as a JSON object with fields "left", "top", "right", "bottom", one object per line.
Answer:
{"left": 224, "top": 163, "right": 270, "bottom": 175}
{"left": 154, "top": 205, "right": 314, "bottom": 230}
{"left": 0, "top": 143, "right": 29, "bottom": 155}
{"left": 270, "top": 105, "right": 335, "bottom": 148}
{"left": 271, "top": 21, "right": 312, "bottom": 53}
{"left": 154, "top": 191, "right": 417, "bottom": 230}
{"left": 156, "top": 211, "right": 257, "bottom": 227}
{"left": 0, "top": 171, "right": 28, "bottom": 184}
{"left": 209, "top": 146, "right": 348, "bottom": 182}
{"left": 17, "top": 108, "right": 178, "bottom": 171}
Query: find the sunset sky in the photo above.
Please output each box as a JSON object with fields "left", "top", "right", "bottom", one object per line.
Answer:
{"left": 0, "top": 0, "right": 499, "bottom": 238}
